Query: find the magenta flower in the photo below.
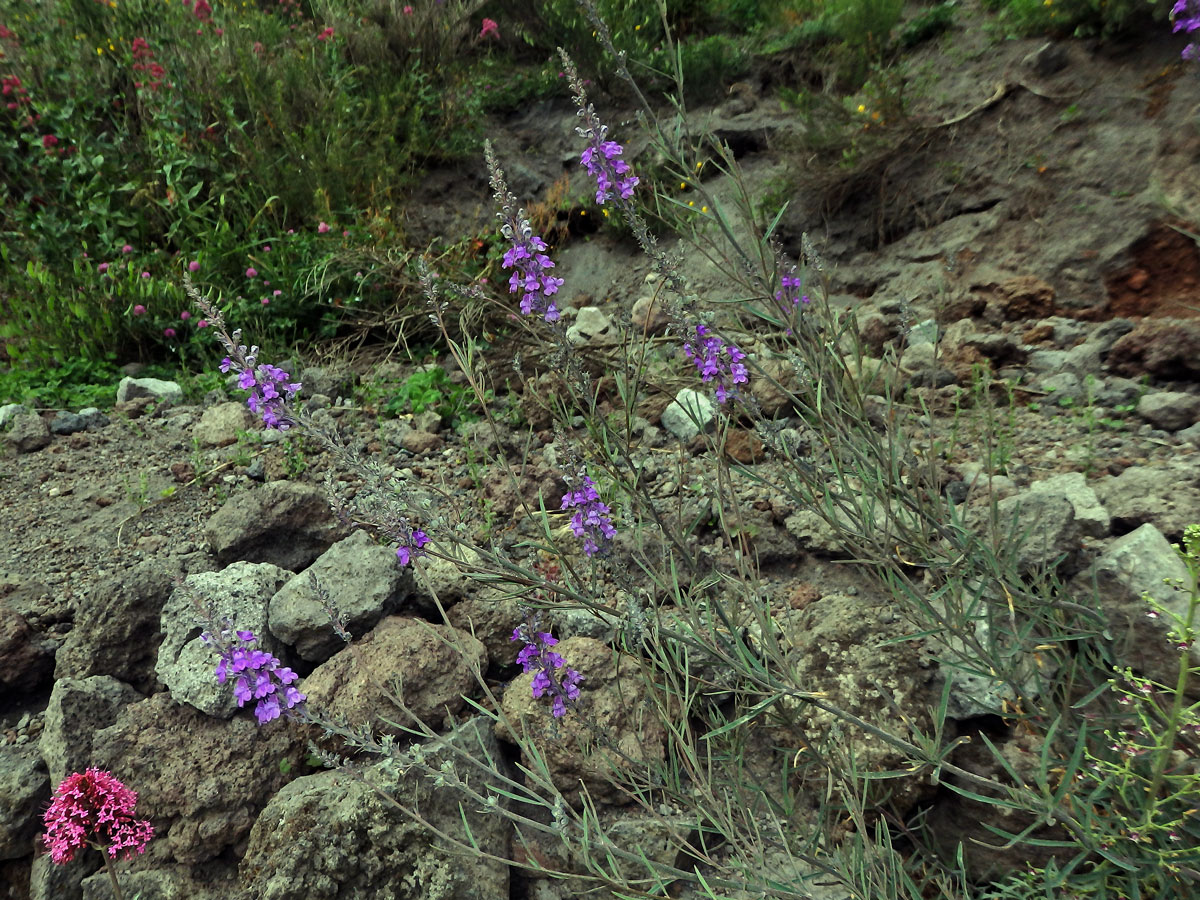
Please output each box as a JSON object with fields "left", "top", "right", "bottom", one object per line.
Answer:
{"left": 132, "top": 304, "right": 146, "bottom": 316}
{"left": 42, "top": 134, "right": 59, "bottom": 150}
{"left": 317, "top": 221, "right": 330, "bottom": 234}
{"left": 188, "top": 259, "right": 200, "bottom": 271}
{"left": 197, "top": 319, "right": 208, "bottom": 328}
{"left": 97, "top": 262, "right": 109, "bottom": 274}
{"left": 403, "top": 5, "right": 413, "bottom": 13}
{"left": 245, "top": 267, "right": 257, "bottom": 278}
{"left": 43, "top": 769, "right": 153, "bottom": 865}
{"left": 192, "top": 0, "right": 212, "bottom": 21}
{"left": 480, "top": 18, "right": 499, "bottom": 39}
{"left": 141, "top": 271, "right": 150, "bottom": 279}
{"left": 180, "top": 310, "right": 191, "bottom": 320}
{"left": 163, "top": 327, "right": 176, "bottom": 338}
{"left": 122, "top": 244, "right": 133, "bottom": 254}
{"left": 317, "top": 26, "right": 334, "bottom": 41}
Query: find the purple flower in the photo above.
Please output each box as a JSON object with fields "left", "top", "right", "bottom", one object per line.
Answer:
{"left": 511, "top": 619, "right": 582, "bottom": 718}
{"left": 485, "top": 142, "right": 564, "bottom": 322}
{"left": 163, "top": 327, "right": 176, "bottom": 338}
{"left": 560, "top": 50, "right": 639, "bottom": 205}
{"left": 245, "top": 267, "right": 258, "bottom": 278}
{"left": 683, "top": 324, "right": 749, "bottom": 404}
{"left": 559, "top": 473, "right": 616, "bottom": 557}
{"left": 207, "top": 629, "right": 305, "bottom": 724}
{"left": 97, "top": 262, "right": 109, "bottom": 274}
{"left": 396, "top": 529, "right": 429, "bottom": 566}
{"left": 188, "top": 259, "right": 200, "bottom": 271}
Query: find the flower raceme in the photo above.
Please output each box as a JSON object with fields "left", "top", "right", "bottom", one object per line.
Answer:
{"left": 42, "top": 769, "right": 154, "bottom": 865}
{"left": 511, "top": 622, "right": 582, "bottom": 718}
{"left": 683, "top": 324, "right": 749, "bottom": 404}
{"left": 560, "top": 474, "right": 617, "bottom": 557}
{"left": 559, "top": 50, "right": 638, "bottom": 206}
{"left": 203, "top": 629, "right": 306, "bottom": 724}
{"left": 219, "top": 357, "right": 300, "bottom": 430}
{"left": 485, "top": 141, "right": 564, "bottom": 323}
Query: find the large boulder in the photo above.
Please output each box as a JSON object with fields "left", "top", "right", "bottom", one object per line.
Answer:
{"left": 40, "top": 676, "right": 142, "bottom": 787}
{"left": 0, "top": 745, "right": 48, "bottom": 859}
{"left": 238, "top": 718, "right": 510, "bottom": 900}
{"left": 302, "top": 616, "right": 486, "bottom": 733}
{"left": 205, "top": 481, "right": 349, "bottom": 570}
{"left": 90, "top": 692, "right": 302, "bottom": 866}
{"left": 269, "top": 530, "right": 413, "bottom": 663}
{"left": 156, "top": 563, "right": 291, "bottom": 719}
{"left": 0, "top": 601, "right": 55, "bottom": 695}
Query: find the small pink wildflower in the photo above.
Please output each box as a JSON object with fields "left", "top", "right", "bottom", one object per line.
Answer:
{"left": 188, "top": 259, "right": 200, "bottom": 271}
{"left": 317, "top": 221, "right": 330, "bottom": 234}
{"left": 273, "top": 289, "right": 282, "bottom": 296}
{"left": 253, "top": 41, "right": 264, "bottom": 55}
{"left": 317, "top": 26, "right": 334, "bottom": 41}
{"left": 245, "top": 267, "right": 257, "bottom": 278}
{"left": 122, "top": 244, "right": 133, "bottom": 254}
{"left": 180, "top": 311, "right": 191, "bottom": 320}
{"left": 42, "top": 134, "right": 59, "bottom": 150}
{"left": 163, "top": 327, "right": 177, "bottom": 338}
{"left": 197, "top": 319, "right": 208, "bottom": 328}
{"left": 97, "top": 262, "right": 109, "bottom": 274}
{"left": 263, "top": 245, "right": 271, "bottom": 252}
{"left": 132, "top": 305, "right": 146, "bottom": 316}
{"left": 403, "top": 5, "right": 413, "bottom": 13}
{"left": 261, "top": 297, "right": 270, "bottom": 305}
{"left": 141, "top": 271, "right": 150, "bottom": 279}
{"left": 480, "top": 18, "right": 499, "bottom": 39}
{"left": 42, "top": 769, "right": 154, "bottom": 865}
{"left": 192, "top": 0, "right": 212, "bottom": 21}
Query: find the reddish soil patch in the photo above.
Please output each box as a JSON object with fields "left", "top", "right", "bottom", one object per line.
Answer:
{"left": 1104, "top": 221, "right": 1200, "bottom": 319}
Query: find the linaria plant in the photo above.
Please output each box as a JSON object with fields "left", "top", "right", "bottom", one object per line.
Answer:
{"left": 178, "top": 4, "right": 1200, "bottom": 899}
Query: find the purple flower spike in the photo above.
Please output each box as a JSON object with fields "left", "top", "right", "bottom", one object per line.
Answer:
{"left": 683, "top": 324, "right": 749, "bottom": 404}
{"left": 511, "top": 618, "right": 582, "bottom": 718}
{"left": 560, "top": 49, "right": 639, "bottom": 206}
{"left": 485, "top": 142, "right": 564, "bottom": 323}
{"left": 396, "top": 529, "right": 429, "bottom": 567}
{"left": 207, "top": 629, "right": 306, "bottom": 725}
{"left": 560, "top": 473, "right": 616, "bottom": 557}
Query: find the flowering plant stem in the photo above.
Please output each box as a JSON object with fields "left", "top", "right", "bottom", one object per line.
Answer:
{"left": 102, "top": 854, "right": 125, "bottom": 900}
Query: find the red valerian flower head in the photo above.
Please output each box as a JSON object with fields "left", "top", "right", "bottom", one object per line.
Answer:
{"left": 42, "top": 769, "right": 154, "bottom": 864}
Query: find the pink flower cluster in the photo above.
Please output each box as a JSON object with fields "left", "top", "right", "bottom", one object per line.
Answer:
{"left": 42, "top": 769, "right": 154, "bottom": 865}
{"left": 131, "top": 37, "right": 167, "bottom": 91}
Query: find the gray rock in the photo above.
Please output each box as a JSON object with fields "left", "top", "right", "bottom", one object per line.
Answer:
{"left": 81, "top": 866, "right": 236, "bottom": 900}
{"left": 566, "top": 306, "right": 613, "bottom": 346}
{"left": 630, "top": 294, "right": 670, "bottom": 334}
{"left": 661, "top": 389, "right": 715, "bottom": 441}
{"left": 994, "top": 492, "right": 1081, "bottom": 574}
{"left": 239, "top": 718, "right": 510, "bottom": 900}
{"left": 247, "top": 457, "right": 265, "bottom": 480}
{"left": 1136, "top": 391, "right": 1200, "bottom": 432}
{"left": 0, "top": 744, "right": 48, "bottom": 859}
{"left": 1026, "top": 471, "right": 1110, "bottom": 538}
{"left": 204, "top": 481, "right": 350, "bottom": 570}
{"left": 76, "top": 407, "right": 110, "bottom": 429}
{"left": 193, "top": 401, "right": 252, "bottom": 448}
{"left": 55, "top": 558, "right": 213, "bottom": 694}
{"left": 411, "top": 409, "right": 442, "bottom": 434}
{"left": 49, "top": 411, "right": 87, "bottom": 435}
{"left": 156, "top": 562, "right": 291, "bottom": 718}
{"left": 0, "top": 403, "right": 28, "bottom": 428}
{"left": 116, "top": 376, "right": 182, "bottom": 405}
{"left": 1071, "top": 524, "right": 1199, "bottom": 696}
{"left": 269, "top": 530, "right": 412, "bottom": 662}
{"left": 30, "top": 852, "right": 90, "bottom": 900}
{"left": 90, "top": 692, "right": 301, "bottom": 866}
{"left": 0, "top": 602, "right": 55, "bottom": 694}
{"left": 298, "top": 366, "right": 356, "bottom": 401}
{"left": 41, "top": 676, "right": 142, "bottom": 787}
{"left": 1093, "top": 464, "right": 1199, "bottom": 538}
{"left": 1036, "top": 372, "right": 1085, "bottom": 405}
{"left": 4, "top": 411, "right": 51, "bottom": 453}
